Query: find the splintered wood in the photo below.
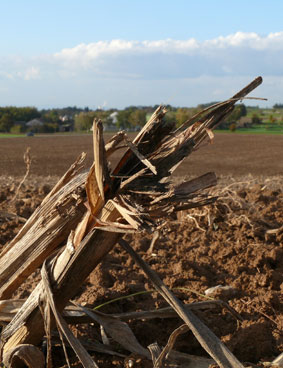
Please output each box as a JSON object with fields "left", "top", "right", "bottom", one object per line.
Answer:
{"left": 0, "top": 77, "right": 263, "bottom": 368}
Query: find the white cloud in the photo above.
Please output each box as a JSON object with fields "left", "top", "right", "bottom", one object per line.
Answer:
{"left": 54, "top": 31, "right": 283, "bottom": 63}
{"left": 2, "top": 32, "right": 283, "bottom": 81}
{"left": 1, "top": 32, "right": 283, "bottom": 107}
{"left": 0, "top": 59, "right": 41, "bottom": 81}
{"left": 50, "top": 32, "right": 283, "bottom": 80}
{"left": 22, "top": 66, "right": 41, "bottom": 80}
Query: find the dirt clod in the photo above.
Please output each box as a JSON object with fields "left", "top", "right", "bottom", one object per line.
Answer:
{"left": 1, "top": 175, "right": 282, "bottom": 366}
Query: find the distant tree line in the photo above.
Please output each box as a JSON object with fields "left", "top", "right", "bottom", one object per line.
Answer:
{"left": 0, "top": 107, "right": 40, "bottom": 132}
{"left": 1, "top": 103, "right": 282, "bottom": 133}
{"left": 217, "top": 104, "right": 247, "bottom": 129}
{"left": 0, "top": 106, "right": 86, "bottom": 133}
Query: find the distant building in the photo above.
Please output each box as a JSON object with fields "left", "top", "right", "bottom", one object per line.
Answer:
{"left": 59, "top": 124, "right": 73, "bottom": 132}
{"left": 109, "top": 111, "right": 118, "bottom": 124}
{"left": 103, "top": 111, "right": 118, "bottom": 131}
{"left": 59, "top": 115, "right": 71, "bottom": 122}
{"left": 89, "top": 112, "right": 119, "bottom": 132}
{"left": 26, "top": 118, "right": 43, "bottom": 127}
{"left": 103, "top": 122, "right": 119, "bottom": 131}
{"left": 237, "top": 117, "right": 252, "bottom": 128}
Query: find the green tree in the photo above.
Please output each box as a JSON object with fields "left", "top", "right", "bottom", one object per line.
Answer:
{"left": 116, "top": 110, "right": 132, "bottom": 129}
{"left": 74, "top": 110, "right": 112, "bottom": 131}
{"left": 74, "top": 112, "right": 94, "bottom": 131}
{"left": 92, "top": 110, "right": 112, "bottom": 125}
{"left": 128, "top": 109, "right": 146, "bottom": 128}
{"left": 251, "top": 113, "right": 261, "bottom": 125}
{"left": 164, "top": 111, "right": 177, "bottom": 127}
{"left": 0, "top": 113, "right": 14, "bottom": 132}
{"left": 0, "top": 106, "right": 40, "bottom": 122}
{"left": 43, "top": 123, "right": 59, "bottom": 133}
{"left": 10, "top": 124, "right": 23, "bottom": 134}
{"left": 226, "top": 104, "right": 246, "bottom": 123}
{"left": 219, "top": 104, "right": 247, "bottom": 129}
{"left": 175, "top": 108, "right": 192, "bottom": 127}
{"left": 42, "top": 110, "right": 60, "bottom": 123}
{"left": 273, "top": 103, "right": 283, "bottom": 109}
{"left": 229, "top": 123, "right": 236, "bottom": 132}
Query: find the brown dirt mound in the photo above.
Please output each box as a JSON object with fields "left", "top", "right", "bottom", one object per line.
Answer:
{"left": 0, "top": 175, "right": 282, "bottom": 366}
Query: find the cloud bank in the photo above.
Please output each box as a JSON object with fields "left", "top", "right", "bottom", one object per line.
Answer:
{"left": 53, "top": 32, "right": 283, "bottom": 79}
{"left": 1, "top": 32, "right": 283, "bottom": 107}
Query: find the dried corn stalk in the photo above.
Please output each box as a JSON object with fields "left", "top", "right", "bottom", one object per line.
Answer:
{"left": 0, "top": 77, "right": 262, "bottom": 367}
{"left": 0, "top": 154, "right": 87, "bottom": 300}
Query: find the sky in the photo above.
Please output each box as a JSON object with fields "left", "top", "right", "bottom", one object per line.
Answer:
{"left": 1, "top": 0, "right": 283, "bottom": 109}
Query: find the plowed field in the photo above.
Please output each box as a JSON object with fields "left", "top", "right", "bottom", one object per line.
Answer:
{"left": 0, "top": 133, "right": 282, "bottom": 367}
{"left": 0, "top": 133, "right": 282, "bottom": 177}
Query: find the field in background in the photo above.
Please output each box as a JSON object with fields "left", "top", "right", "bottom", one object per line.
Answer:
{"left": 216, "top": 124, "right": 283, "bottom": 134}
{"left": 1, "top": 132, "right": 282, "bottom": 178}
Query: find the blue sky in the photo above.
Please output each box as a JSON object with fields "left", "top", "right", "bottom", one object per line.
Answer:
{"left": 1, "top": 0, "right": 283, "bottom": 109}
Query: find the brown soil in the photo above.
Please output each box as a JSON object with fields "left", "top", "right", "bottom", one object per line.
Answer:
{"left": 0, "top": 133, "right": 282, "bottom": 178}
{"left": 0, "top": 134, "right": 282, "bottom": 367}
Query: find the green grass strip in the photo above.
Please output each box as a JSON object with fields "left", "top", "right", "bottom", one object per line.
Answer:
{"left": 0, "top": 133, "right": 24, "bottom": 138}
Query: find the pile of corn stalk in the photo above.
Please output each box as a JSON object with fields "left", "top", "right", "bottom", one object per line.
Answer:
{"left": 0, "top": 77, "right": 275, "bottom": 368}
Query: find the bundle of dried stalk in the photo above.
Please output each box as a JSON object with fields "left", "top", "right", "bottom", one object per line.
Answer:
{"left": 0, "top": 77, "right": 263, "bottom": 368}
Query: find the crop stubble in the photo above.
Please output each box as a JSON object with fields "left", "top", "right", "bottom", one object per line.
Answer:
{"left": 0, "top": 132, "right": 282, "bottom": 366}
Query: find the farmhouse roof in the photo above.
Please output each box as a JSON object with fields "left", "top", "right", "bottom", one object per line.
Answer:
{"left": 26, "top": 119, "right": 44, "bottom": 127}
{"left": 59, "top": 115, "right": 70, "bottom": 122}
